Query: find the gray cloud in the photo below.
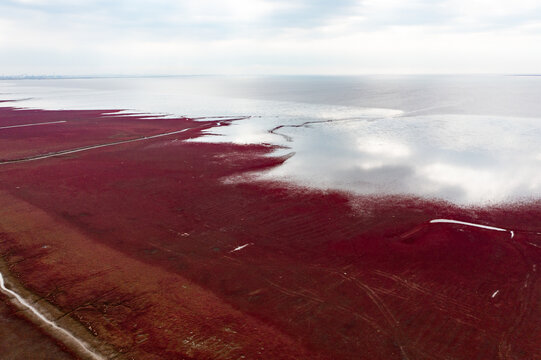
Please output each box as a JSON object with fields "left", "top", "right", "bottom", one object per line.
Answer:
{"left": 3, "top": 0, "right": 540, "bottom": 38}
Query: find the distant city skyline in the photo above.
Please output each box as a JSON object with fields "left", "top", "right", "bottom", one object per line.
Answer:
{"left": 1, "top": 0, "right": 541, "bottom": 75}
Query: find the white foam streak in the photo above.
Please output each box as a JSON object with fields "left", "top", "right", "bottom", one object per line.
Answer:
{"left": 230, "top": 243, "right": 253, "bottom": 252}
{"left": 430, "top": 219, "right": 508, "bottom": 232}
{"left": 0, "top": 272, "right": 103, "bottom": 360}
{"left": 429, "top": 219, "right": 518, "bottom": 240}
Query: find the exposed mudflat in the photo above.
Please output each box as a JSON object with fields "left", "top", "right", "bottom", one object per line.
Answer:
{"left": 0, "top": 106, "right": 540, "bottom": 359}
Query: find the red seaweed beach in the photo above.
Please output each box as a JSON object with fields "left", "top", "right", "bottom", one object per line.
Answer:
{"left": 0, "top": 105, "right": 540, "bottom": 359}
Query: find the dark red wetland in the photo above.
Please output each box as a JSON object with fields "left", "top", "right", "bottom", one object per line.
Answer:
{"left": 0, "top": 106, "right": 539, "bottom": 359}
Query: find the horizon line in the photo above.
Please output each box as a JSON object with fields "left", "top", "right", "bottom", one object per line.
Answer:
{"left": 2, "top": 73, "right": 540, "bottom": 80}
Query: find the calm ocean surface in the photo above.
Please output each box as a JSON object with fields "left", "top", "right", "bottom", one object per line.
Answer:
{"left": 2, "top": 75, "right": 541, "bottom": 205}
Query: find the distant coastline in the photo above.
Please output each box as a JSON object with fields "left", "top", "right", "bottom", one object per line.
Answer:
{"left": 0, "top": 74, "right": 208, "bottom": 80}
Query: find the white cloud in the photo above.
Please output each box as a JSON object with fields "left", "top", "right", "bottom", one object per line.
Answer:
{"left": 1, "top": 0, "right": 540, "bottom": 75}
{"left": 179, "top": 0, "right": 291, "bottom": 23}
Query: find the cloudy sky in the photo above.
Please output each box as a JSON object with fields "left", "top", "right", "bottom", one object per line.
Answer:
{"left": 1, "top": 0, "right": 540, "bottom": 75}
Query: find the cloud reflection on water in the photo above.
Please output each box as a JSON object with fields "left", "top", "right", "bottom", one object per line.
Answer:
{"left": 232, "top": 113, "right": 541, "bottom": 205}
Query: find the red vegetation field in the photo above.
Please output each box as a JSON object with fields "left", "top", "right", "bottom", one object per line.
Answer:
{"left": 0, "top": 106, "right": 540, "bottom": 359}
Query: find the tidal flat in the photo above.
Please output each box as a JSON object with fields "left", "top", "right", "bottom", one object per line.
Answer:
{"left": 0, "top": 104, "right": 539, "bottom": 359}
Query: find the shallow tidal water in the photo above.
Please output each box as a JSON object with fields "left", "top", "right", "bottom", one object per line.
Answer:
{"left": 2, "top": 74, "right": 541, "bottom": 205}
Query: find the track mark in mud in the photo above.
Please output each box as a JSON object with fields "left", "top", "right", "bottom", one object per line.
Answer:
{"left": 369, "top": 269, "right": 480, "bottom": 322}
{"left": 0, "top": 120, "right": 67, "bottom": 130}
{"left": 336, "top": 271, "right": 412, "bottom": 360}
{"left": 0, "top": 128, "right": 190, "bottom": 165}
